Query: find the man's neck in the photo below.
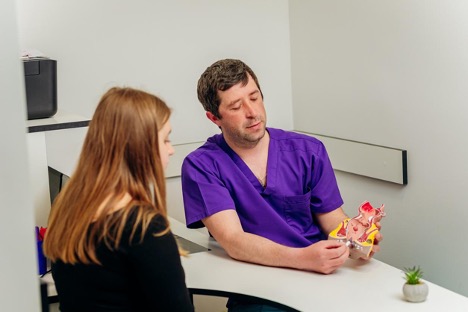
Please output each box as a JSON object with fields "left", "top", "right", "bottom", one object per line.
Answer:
{"left": 226, "top": 130, "right": 270, "bottom": 159}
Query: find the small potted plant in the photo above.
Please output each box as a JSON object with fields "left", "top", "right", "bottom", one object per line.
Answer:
{"left": 402, "top": 265, "right": 429, "bottom": 302}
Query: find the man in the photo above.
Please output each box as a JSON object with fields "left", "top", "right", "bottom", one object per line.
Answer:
{"left": 181, "top": 59, "right": 381, "bottom": 311}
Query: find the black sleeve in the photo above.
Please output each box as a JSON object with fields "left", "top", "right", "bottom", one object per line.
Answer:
{"left": 126, "top": 215, "right": 194, "bottom": 312}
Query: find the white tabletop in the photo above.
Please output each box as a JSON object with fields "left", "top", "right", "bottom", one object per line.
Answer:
{"left": 170, "top": 218, "right": 468, "bottom": 312}
{"left": 42, "top": 218, "right": 468, "bottom": 311}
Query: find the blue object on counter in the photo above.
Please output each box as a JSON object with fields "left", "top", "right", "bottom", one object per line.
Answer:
{"left": 37, "top": 240, "right": 47, "bottom": 275}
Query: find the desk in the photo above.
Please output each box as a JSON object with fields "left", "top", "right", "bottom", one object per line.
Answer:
{"left": 26, "top": 111, "right": 89, "bottom": 226}
{"left": 170, "top": 219, "right": 468, "bottom": 312}
{"left": 42, "top": 217, "right": 468, "bottom": 311}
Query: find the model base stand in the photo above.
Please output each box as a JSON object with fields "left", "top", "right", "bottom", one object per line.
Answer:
{"left": 329, "top": 201, "right": 385, "bottom": 259}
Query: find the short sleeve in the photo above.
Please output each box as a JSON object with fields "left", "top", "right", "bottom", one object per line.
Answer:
{"left": 181, "top": 154, "right": 236, "bottom": 228}
{"left": 309, "top": 141, "right": 343, "bottom": 213}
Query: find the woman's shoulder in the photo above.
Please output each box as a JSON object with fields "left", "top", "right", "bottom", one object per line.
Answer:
{"left": 122, "top": 208, "right": 170, "bottom": 241}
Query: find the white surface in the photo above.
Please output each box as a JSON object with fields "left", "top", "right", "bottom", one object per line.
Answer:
{"left": 299, "top": 132, "right": 406, "bottom": 185}
{"left": 184, "top": 252, "right": 468, "bottom": 311}
{"left": 44, "top": 112, "right": 202, "bottom": 179}
{"left": 16, "top": 0, "right": 468, "bottom": 302}
{"left": 162, "top": 219, "right": 468, "bottom": 311}
{"left": 165, "top": 142, "right": 204, "bottom": 178}
{"left": 26, "top": 111, "right": 89, "bottom": 224}
{"left": 45, "top": 127, "right": 88, "bottom": 178}
{"left": 27, "top": 132, "right": 51, "bottom": 227}
{"left": 0, "top": 0, "right": 41, "bottom": 310}
{"left": 16, "top": 0, "right": 293, "bottom": 145}
{"left": 42, "top": 218, "right": 468, "bottom": 310}
{"left": 26, "top": 110, "right": 89, "bottom": 128}
{"left": 289, "top": 0, "right": 468, "bottom": 297}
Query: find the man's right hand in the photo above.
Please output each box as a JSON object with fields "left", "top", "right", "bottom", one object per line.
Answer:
{"left": 295, "top": 240, "right": 349, "bottom": 274}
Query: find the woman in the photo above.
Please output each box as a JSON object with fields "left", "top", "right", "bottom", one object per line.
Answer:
{"left": 43, "top": 87, "right": 194, "bottom": 311}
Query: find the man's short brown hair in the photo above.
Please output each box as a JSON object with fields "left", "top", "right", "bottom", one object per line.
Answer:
{"left": 197, "top": 59, "right": 262, "bottom": 118}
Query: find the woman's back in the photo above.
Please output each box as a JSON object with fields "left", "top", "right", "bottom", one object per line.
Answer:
{"left": 45, "top": 87, "right": 192, "bottom": 311}
{"left": 52, "top": 209, "right": 193, "bottom": 312}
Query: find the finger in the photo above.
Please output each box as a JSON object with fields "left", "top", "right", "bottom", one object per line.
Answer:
{"left": 323, "top": 240, "right": 346, "bottom": 248}
{"left": 328, "top": 243, "right": 349, "bottom": 260}
{"left": 363, "top": 244, "right": 380, "bottom": 260}
{"left": 374, "top": 233, "right": 383, "bottom": 245}
{"left": 322, "top": 254, "right": 349, "bottom": 274}
{"left": 372, "top": 244, "right": 380, "bottom": 254}
{"left": 334, "top": 247, "right": 350, "bottom": 264}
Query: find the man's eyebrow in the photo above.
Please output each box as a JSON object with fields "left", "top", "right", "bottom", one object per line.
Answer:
{"left": 227, "top": 98, "right": 241, "bottom": 107}
{"left": 226, "top": 90, "right": 260, "bottom": 107}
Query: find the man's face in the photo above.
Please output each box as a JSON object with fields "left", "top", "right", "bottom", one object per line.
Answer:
{"left": 208, "top": 74, "right": 267, "bottom": 148}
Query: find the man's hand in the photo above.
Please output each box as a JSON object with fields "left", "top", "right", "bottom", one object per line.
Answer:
{"left": 295, "top": 240, "right": 349, "bottom": 274}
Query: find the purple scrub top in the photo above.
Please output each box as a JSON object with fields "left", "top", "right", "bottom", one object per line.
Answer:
{"left": 181, "top": 128, "right": 343, "bottom": 247}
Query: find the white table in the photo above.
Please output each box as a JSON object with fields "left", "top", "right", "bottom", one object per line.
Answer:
{"left": 26, "top": 111, "right": 89, "bottom": 226}
{"left": 169, "top": 219, "right": 468, "bottom": 312}
{"left": 42, "top": 217, "right": 468, "bottom": 311}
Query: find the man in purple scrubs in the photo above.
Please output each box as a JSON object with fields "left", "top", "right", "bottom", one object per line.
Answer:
{"left": 181, "top": 59, "right": 381, "bottom": 311}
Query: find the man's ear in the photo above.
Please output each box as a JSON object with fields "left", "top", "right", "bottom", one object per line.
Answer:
{"left": 206, "top": 111, "right": 221, "bottom": 126}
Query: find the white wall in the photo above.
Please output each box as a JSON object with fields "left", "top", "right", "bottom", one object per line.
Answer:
{"left": 290, "top": 0, "right": 468, "bottom": 296}
{"left": 14, "top": 0, "right": 468, "bottom": 302}
{"left": 16, "top": 0, "right": 293, "bottom": 231}
{"left": 15, "top": 1, "right": 292, "bottom": 311}
{"left": 0, "top": 0, "right": 41, "bottom": 310}
{"left": 15, "top": 0, "right": 293, "bottom": 240}
{"left": 16, "top": 0, "right": 293, "bottom": 146}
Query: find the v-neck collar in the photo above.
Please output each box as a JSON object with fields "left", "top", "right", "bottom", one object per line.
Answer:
{"left": 218, "top": 128, "right": 277, "bottom": 194}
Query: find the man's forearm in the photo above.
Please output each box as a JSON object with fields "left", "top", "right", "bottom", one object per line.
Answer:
{"left": 202, "top": 209, "right": 349, "bottom": 273}
{"left": 219, "top": 230, "right": 301, "bottom": 269}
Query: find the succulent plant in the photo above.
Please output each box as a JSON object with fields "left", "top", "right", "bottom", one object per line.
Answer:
{"left": 403, "top": 265, "right": 424, "bottom": 285}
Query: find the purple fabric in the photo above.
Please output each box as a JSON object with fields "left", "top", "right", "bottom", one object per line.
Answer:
{"left": 181, "top": 128, "right": 343, "bottom": 247}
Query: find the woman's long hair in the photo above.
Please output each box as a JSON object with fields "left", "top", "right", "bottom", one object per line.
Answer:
{"left": 44, "top": 87, "right": 171, "bottom": 264}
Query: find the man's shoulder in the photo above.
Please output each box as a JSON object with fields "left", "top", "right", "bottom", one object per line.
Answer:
{"left": 269, "top": 127, "right": 320, "bottom": 141}
{"left": 269, "top": 128, "right": 324, "bottom": 151}
{"left": 184, "top": 134, "right": 226, "bottom": 162}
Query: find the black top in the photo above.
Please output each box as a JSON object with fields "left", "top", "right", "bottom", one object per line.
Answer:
{"left": 52, "top": 211, "right": 194, "bottom": 312}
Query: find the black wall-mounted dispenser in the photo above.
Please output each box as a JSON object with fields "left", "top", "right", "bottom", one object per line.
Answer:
{"left": 23, "top": 58, "right": 57, "bottom": 120}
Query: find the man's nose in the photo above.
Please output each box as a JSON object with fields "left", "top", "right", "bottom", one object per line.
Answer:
{"left": 243, "top": 102, "right": 257, "bottom": 117}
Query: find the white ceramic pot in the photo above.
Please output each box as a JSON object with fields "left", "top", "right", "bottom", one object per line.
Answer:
{"left": 403, "top": 282, "right": 429, "bottom": 302}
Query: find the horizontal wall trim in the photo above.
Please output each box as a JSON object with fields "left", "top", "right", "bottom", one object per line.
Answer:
{"left": 165, "top": 142, "right": 204, "bottom": 178}
{"left": 164, "top": 133, "right": 408, "bottom": 185}
{"left": 296, "top": 132, "right": 407, "bottom": 185}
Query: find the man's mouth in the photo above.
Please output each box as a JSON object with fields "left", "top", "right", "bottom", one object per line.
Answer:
{"left": 247, "top": 121, "right": 261, "bottom": 129}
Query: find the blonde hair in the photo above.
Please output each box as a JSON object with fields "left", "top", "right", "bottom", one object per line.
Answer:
{"left": 44, "top": 87, "right": 171, "bottom": 264}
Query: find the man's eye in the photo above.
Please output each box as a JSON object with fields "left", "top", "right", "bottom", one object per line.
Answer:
{"left": 231, "top": 106, "right": 241, "bottom": 111}
{"left": 251, "top": 97, "right": 258, "bottom": 102}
